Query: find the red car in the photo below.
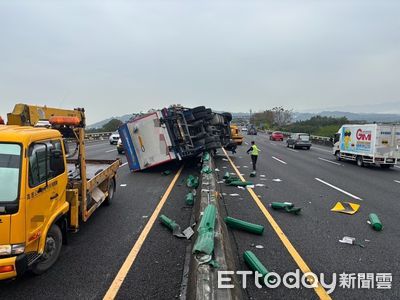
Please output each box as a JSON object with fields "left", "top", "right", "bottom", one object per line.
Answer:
{"left": 269, "top": 131, "right": 284, "bottom": 141}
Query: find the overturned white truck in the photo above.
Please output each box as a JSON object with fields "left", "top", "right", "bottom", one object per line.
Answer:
{"left": 119, "top": 105, "right": 237, "bottom": 171}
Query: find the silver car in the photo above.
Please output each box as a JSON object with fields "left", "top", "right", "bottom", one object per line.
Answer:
{"left": 286, "top": 133, "right": 311, "bottom": 149}
{"left": 109, "top": 131, "right": 120, "bottom": 145}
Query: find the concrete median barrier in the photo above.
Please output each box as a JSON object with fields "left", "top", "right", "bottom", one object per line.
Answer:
{"left": 186, "top": 152, "right": 242, "bottom": 300}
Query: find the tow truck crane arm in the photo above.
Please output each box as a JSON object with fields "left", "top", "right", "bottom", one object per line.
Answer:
{"left": 7, "top": 103, "right": 85, "bottom": 127}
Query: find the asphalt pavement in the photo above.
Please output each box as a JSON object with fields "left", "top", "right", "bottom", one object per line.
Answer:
{"left": 1, "top": 136, "right": 399, "bottom": 299}
{"left": 214, "top": 132, "right": 400, "bottom": 299}
{"left": 0, "top": 140, "right": 197, "bottom": 300}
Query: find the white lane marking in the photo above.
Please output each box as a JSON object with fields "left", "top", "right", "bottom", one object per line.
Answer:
{"left": 106, "top": 149, "right": 117, "bottom": 153}
{"left": 315, "top": 178, "right": 362, "bottom": 200}
{"left": 394, "top": 180, "right": 400, "bottom": 184}
{"left": 272, "top": 156, "right": 287, "bottom": 165}
{"left": 318, "top": 157, "right": 342, "bottom": 166}
{"left": 120, "top": 184, "right": 127, "bottom": 187}
{"left": 272, "top": 178, "right": 282, "bottom": 182}
{"left": 119, "top": 162, "right": 128, "bottom": 168}
{"left": 312, "top": 146, "right": 332, "bottom": 153}
{"left": 287, "top": 148, "right": 298, "bottom": 153}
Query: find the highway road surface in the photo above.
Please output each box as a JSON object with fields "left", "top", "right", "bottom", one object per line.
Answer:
{"left": 0, "top": 135, "right": 399, "bottom": 299}
{"left": 214, "top": 132, "right": 399, "bottom": 299}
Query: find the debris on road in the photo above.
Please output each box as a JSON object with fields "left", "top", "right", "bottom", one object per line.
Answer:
{"left": 331, "top": 201, "right": 360, "bottom": 215}
{"left": 260, "top": 175, "right": 266, "bottom": 178}
{"left": 339, "top": 236, "right": 365, "bottom": 248}
{"left": 185, "top": 192, "right": 195, "bottom": 205}
{"left": 224, "top": 216, "right": 264, "bottom": 235}
{"left": 229, "top": 193, "right": 240, "bottom": 197}
{"left": 243, "top": 251, "right": 276, "bottom": 285}
{"left": 368, "top": 213, "right": 383, "bottom": 231}
{"left": 272, "top": 178, "right": 282, "bottom": 182}
{"left": 223, "top": 172, "right": 231, "bottom": 179}
{"left": 201, "top": 165, "right": 213, "bottom": 174}
{"left": 255, "top": 245, "right": 264, "bottom": 249}
{"left": 159, "top": 214, "right": 186, "bottom": 238}
{"left": 227, "top": 180, "right": 254, "bottom": 187}
{"left": 162, "top": 170, "right": 172, "bottom": 176}
{"left": 255, "top": 184, "right": 265, "bottom": 187}
{"left": 186, "top": 175, "right": 200, "bottom": 189}
{"left": 270, "top": 202, "right": 302, "bottom": 214}
{"left": 250, "top": 171, "right": 256, "bottom": 177}
{"left": 120, "top": 184, "right": 127, "bottom": 187}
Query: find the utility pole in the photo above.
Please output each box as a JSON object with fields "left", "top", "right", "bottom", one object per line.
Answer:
{"left": 249, "top": 109, "right": 252, "bottom": 124}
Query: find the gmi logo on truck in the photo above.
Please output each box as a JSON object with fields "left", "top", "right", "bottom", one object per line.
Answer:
{"left": 356, "top": 129, "right": 372, "bottom": 141}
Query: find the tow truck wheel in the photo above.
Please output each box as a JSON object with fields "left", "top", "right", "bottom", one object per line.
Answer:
{"left": 356, "top": 156, "right": 364, "bottom": 167}
{"left": 104, "top": 178, "right": 116, "bottom": 206}
{"left": 31, "top": 224, "right": 62, "bottom": 275}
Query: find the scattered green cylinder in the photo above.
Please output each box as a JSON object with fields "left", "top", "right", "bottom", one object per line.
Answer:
{"left": 201, "top": 165, "right": 212, "bottom": 174}
{"left": 243, "top": 251, "right": 275, "bottom": 284}
{"left": 250, "top": 171, "right": 256, "bottom": 177}
{"left": 369, "top": 213, "right": 383, "bottom": 231}
{"left": 185, "top": 192, "right": 194, "bottom": 205}
{"left": 223, "top": 172, "right": 231, "bottom": 179}
{"left": 228, "top": 180, "right": 253, "bottom": 187}
{"left": 203, "top": 152, "right": 210, "bottom": 162}
{"left": 224, "top": 217, "right": 264, "bottom": 235}
{"left": 186, "top": 175, "right": 199, "bottom": 189}
{"left": 159, "top": 214, "right": 179, "bottom": 232}
{"left": 193, "top": 204, "right": 217, "bottom": 255}
{"left": 270, "top": 202, "right": 294, "bottom": 210}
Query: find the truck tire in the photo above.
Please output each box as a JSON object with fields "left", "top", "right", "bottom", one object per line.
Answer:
{"left": 222, "top": 112, "right": 233, "bottom": 122}
{"left": 356, "top": 156, "right": 364, "bottom": 167}
{"left": 193, "top": 111, "right": 208, "bottom": 120}
{"left": 335, "top": 151, "right": 341, "bottom": 161}
{"left": 104, "top": 178, "right": 116, "bottom": 206}
{"left": 31, "top": 224, "right": 62, "bottom": 275}
{"left": 192, "top": 106, "right": 206, "bottom": 114}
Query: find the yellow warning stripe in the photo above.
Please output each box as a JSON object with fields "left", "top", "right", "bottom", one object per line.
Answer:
{"left": 222, "top": 148, "right": 331, "bottom": 300}
{"left": 103, "top": 165, "right": 184, "bottom": 300}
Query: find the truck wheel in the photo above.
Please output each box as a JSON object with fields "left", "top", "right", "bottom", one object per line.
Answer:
{"left": 335, "top": 151, "right": 341, "bottom": 161}
{"left": 356, "top": 156, "right": 364, "bottom": 167}
{"left": 104, "top": 178, "right": 116, "bottom": 206}
{"left": 31, "top": 224, "right": 62, "bottom": 275}
{"left": 192, "top": 106, "right": 205, "bottom": 113}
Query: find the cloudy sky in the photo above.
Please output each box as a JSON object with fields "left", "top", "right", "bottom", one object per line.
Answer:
{"left": 0, "top": 0, "right": 399, "bottom": 124}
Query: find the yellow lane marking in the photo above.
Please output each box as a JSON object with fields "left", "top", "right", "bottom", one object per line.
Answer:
{"left": 222, "top": 148, "right": 331, "bottom": 300}
{"left": 103, "top": 165, "right": 184, "bottom": 300}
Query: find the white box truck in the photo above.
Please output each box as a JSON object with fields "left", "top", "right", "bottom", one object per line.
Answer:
{"left": 333, "top": 124, "right": 400, "bottom": 168}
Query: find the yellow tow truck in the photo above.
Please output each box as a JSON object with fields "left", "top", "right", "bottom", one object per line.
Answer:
{"left": 230, "top": 125, "right": 244, "bottom": 145}
{"left": 0, "top": 104, "right": 120, "bottom": 280}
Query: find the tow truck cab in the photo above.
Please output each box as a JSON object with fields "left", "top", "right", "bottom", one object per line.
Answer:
{"left": 0, "top": 126, "right": 69, "bottom": 280}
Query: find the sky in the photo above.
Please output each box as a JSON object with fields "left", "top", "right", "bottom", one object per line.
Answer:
{"left": 0, "top": 0, "right": 399, "bottom": 124}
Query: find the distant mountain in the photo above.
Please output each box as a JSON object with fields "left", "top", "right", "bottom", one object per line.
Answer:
{"left": 293, "top": 111, "right": 400, "bottom": 123}
{"left": 88, "top": 114, "right": 134, "bottom": 129}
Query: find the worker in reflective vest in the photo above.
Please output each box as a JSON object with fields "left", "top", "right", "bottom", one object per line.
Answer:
{"left": 246, "top": 141, "right": 260, "bottom": 171}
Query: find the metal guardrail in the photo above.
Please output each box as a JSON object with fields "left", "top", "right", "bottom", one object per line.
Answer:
{"left": 84, "top": 132, "right": 113, "bottom": 140}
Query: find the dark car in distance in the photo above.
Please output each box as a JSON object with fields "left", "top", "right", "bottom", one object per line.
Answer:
{"left": 286, "top": 133, "right": 312, "bottom": 149}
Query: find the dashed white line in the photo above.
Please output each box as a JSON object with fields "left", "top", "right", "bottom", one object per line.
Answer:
{"left": 119, "top": 162, "right": 128, "bottom": 168}
{"left": 318, "top": 157, "right": 342, "bottom": 166}
{"left": 287, "top": 148, "right": 298, "bottom": 153}
{"left": 315, "top": 178, "right": 362, "bottom": 200}
{"left": 106, "top": 149, "right": 117, "bottom": 153}
{"left": 312, "top": 147, "right": 332, "bottom": 153}
{"left": 272, "top": 156, "right": 287, "bottom": 165}
{"left": 394, "top": 180, "right": 400, "bottom": 184}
